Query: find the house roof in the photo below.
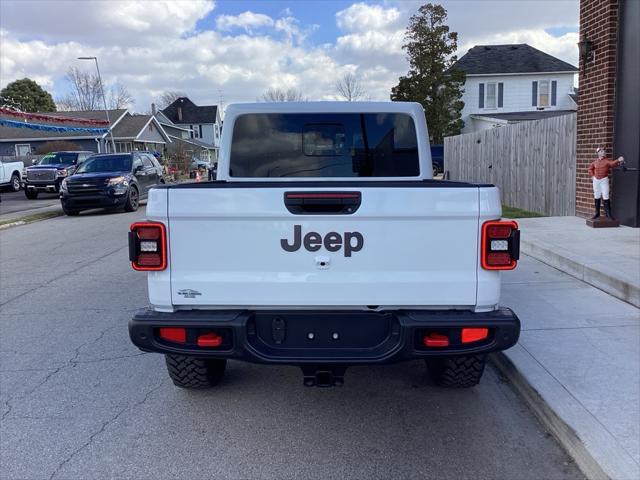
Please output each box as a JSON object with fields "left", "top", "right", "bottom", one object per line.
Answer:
{"left": 0, "top": 109, "right": 127, "bottom": 141}
{"left": 111, "top": 114, "right": 153, "bottom": 138}
{"left": 471, "top": 110, "right": 576, "bottom": 122}
{"left": 451, "top": 44, "right": 577, "bottom": 75}
{"left": 162, "top": 97, "right": 218, "bottom": 125}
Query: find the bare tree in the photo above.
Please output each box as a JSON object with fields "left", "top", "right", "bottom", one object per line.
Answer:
{"left": 108, "top": 82, "right": 134, "bottom": 109}
{"left": 157, "top": 90, "right": 187, "bottom": 109}
{"left": 335, "top": 72, "right": 365, "bottom": 101}
{"left": 57, "top": 67, "right": 102, "bottom": 110}
{"left": 261, "top": 87, "right": 306, "bottom": 102}
{"left": 57, "top": 67, "right": 134, "bottom": 110}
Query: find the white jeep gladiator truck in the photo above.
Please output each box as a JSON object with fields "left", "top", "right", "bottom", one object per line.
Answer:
{"left": 128, "top": 102, "right": 520, "bottom": 389}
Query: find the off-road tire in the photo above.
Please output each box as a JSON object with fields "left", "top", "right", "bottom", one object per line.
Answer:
{"left": 10, "top": 174, "right": 21, "bottom": 192}
{"left": 25, "top": 189, "right": 38, "bottom": 199}
{"left": 124, "top": 186, "right": 139, "bottom": 212}
{"left": 62, "top": 205, "right": 80, "bottom": 216}
{"left": 165, "top": 355, "right": 227, "bottom": 389}
{"left": 426, "top": 354, "right": 487, "bottom": 388}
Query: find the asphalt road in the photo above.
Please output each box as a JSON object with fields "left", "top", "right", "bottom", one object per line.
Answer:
{"left": 0, "top": 189, "right": 62, "bottom": 217}
{"left": 0, "top": 212, "right": 584, "bottom": 480}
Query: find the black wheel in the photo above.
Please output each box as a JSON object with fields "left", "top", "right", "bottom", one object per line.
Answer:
{"left": 433, "top": 165, "right": 438, "bottom": 177}
{"left": 124, "top": 186, "right": 139, "bottom": 212}
{"left": 10, "top": 174, "right": 21, "bottom": 192}
{"left": 426, "top": 354, "right": 487, "bottom": 388}
{"left": 62, "top": 205, "right": 79, "bottom": 216}
{"left": 25, "top": 189, "right": 38, "bottom": 199}
{"left": 165, "top": 355, "right": 227, "bottom": 389}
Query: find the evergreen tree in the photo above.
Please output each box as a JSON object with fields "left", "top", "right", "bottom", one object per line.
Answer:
{"left": 0, "top": 78, "right": 57, "bottom": 112}
{"left": 391, "top": 4, "right": 465, "bottom": 143}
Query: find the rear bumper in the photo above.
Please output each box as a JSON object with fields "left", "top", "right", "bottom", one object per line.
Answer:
{"left": 129, "top": 307, "right": 520, "bottom": 365}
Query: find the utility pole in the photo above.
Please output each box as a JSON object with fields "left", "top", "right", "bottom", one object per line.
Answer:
{"left": 78, "top": 56, "right": 116, "bottom": 152}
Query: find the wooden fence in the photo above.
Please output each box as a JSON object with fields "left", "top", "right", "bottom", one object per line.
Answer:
{"left": 444, "top": 113, "right": 576, "bottom": 216}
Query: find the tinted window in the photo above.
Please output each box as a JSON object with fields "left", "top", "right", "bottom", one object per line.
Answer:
{"left": 142, "top": 156, "right": 154, "bottom": 168}
{"left": 39, "top": 152, "right": 78, "bottom": 165}
{"left": 230, "top": 113, "right": 419, "bottom": 177}
{"left": 76, "top": 155, "right": 132, "bottom": 173}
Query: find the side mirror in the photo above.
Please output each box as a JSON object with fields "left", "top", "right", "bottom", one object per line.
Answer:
{"left": 31, "top": 159, "right": 38, "bottom": 165}
{"left": 135, "top": 164, "right": 143, "bottom": 173}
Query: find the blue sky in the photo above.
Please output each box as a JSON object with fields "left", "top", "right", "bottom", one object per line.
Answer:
{"left": 0, "top": 0, "right": 579, "bottom": 109}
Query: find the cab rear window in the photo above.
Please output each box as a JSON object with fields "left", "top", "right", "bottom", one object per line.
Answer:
{"left": 229, "top": 113, "right": 419, "bottom": 178}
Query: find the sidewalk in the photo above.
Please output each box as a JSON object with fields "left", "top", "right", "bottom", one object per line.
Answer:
{"left": 516, "top": 216, "right": 640, "bottom": 307}
{"left": 494, "top": 216, "right": 640, "bottom": 480}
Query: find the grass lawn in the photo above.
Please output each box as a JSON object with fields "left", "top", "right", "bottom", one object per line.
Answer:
{"left": 501, "top": 205, "right": 545, "bottom": 218}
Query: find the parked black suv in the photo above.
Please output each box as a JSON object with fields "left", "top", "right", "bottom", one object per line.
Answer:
{"left": 60, "top": 152, "right": 165, "bottom": 216}
{"left": 24, "top": 151, "right": 94, "bottom": 199}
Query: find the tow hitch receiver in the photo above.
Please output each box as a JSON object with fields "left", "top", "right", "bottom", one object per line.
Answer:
{"left": 301, "top": 365, "right": 347, "bottom": 387}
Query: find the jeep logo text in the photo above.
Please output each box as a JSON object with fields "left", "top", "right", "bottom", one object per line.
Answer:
{"left": 281, "top": 225, "right": 364, "bottom": 257}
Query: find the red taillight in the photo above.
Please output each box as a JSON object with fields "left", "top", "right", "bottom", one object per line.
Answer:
{"left": 481, "top": 220, "right": 519, "bottom": 271}
{"left": 159, "top": 327, "right": 186, "bottom": 343}
{"left": 197, "top": 332, "right": 223, "bottom": 348}
{"left": 461, "top": 328, "right": 489, "bottom": 343}
{"left": 423, "top": 332, "right": 450, "bottom": 348}
{"left": 129, "top": 222, "right": 167, "bottom": 271}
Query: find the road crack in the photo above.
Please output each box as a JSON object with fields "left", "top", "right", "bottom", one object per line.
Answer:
{"left": 48, "top": 380, "right": 165, "bottom": 480}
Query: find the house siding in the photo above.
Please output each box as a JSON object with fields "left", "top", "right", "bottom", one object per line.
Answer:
{"left": 460, "top": 73, "right": 576, "bottom": 133}
{"left": 136, "top": 123, "right": 167, "bottom": 143}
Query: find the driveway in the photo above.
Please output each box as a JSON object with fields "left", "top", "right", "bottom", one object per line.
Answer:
{"left": 0, "top": 212, "right": 583, "bottom": 480}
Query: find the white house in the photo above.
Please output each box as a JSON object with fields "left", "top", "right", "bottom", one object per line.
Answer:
{"left": 161, "top": 97, "right": 222, "bottom": 156}
{"left": 452, "top": 44, "right": 578, "bottom": 133}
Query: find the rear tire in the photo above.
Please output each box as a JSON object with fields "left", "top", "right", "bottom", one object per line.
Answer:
{"left": 124, "top": 186, "right": 139, "bottom": 212}
{"left": 25, "top": 189, "right": 38, "bottom": 199}
{"left": 432, "top": 165, "right": 439, "bottom": 177}
{"left": 165, "top": 355, "right": 227, "bottom": 389}
{"left": 426, "top": 354, "right": 487, "bottom": 388}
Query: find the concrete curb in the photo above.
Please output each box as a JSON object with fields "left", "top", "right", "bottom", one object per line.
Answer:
{"left": 491, "top": 348, "right": 640, "bottom": 480}
{"left": 521, "top": 238, "right": 640, "bottom": 308}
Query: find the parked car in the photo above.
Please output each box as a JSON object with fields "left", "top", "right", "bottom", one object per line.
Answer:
{"left": 60, "top": 152, "right": 165, "bottom": 216}
{"left": 23, "top": 151, "right": 94, "bottom": 199}
{"left": 430, "top": 144, "right": 444, "bottom": 176}
{"left": 0, "top": 159, "right": 24, "bottom": 192}
{"left": 128, "top": 102, "right": 521, "bottom": 390}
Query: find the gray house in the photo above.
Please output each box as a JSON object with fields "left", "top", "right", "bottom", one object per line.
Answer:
{"left": 0, "top": 109, "right": 171, "bottom": 157}
{"left": 161, "top": 97, "right": 221, "bottom": 160}
{"left": 153, "top": 105, "right": 218, "bottom": 162}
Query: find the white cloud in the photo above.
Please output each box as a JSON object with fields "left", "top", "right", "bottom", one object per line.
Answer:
{"left": 0, "top": 0, "right": 215, "bottom": 45}
{"left": 336, "top": 3, "right": 402, "bottom": 33}
{"left": 216, "top": 11, "right": 274, "bottom": 33}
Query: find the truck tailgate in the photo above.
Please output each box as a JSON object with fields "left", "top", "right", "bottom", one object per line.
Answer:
{"left": 167, "top": 185, "right": 480, "bottom": 308}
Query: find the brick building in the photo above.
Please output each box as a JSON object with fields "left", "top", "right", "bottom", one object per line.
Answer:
{"left": 577, "top": 0, "right": 639, "bottom": 226}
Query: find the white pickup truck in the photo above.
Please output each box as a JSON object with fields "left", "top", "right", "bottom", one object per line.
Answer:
{"left": 128, "top": 102, "right": 520, "bottom": 389}
{"left": 0, "top": 159, "right": 24, "bottom": 192}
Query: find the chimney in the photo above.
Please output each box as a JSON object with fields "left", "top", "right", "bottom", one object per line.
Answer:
{"left": 177, "top": 107, "right": 183, "bottom": 122}
{"left": 151, "top": 103, "right": 157, "bottom": 115}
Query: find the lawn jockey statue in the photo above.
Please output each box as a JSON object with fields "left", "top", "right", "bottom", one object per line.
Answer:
{"left": 589, "top": 147, "right": 624, "bottom": 220}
